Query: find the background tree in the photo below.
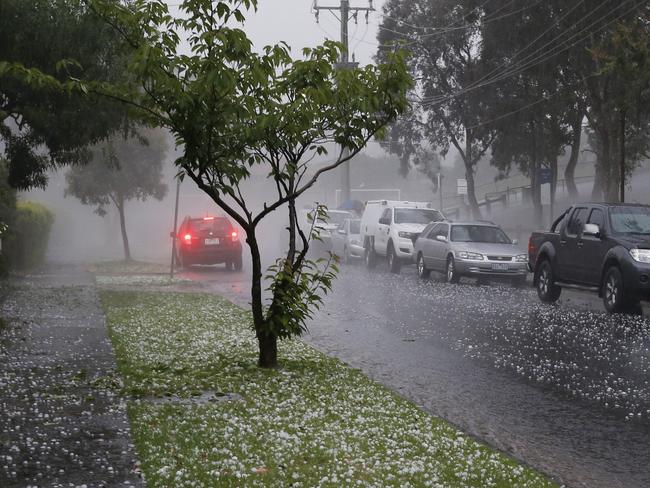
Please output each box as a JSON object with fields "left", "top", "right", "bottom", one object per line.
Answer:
{"left": 558, "top": 0, "right": 649, "bottom": 201}
{"left": 378, "top": 0, "right": 495, "bottom": 219}
{"left": 0, "top": 0, "right": 132, "bottom": 190}
{"left": 50, "top": 0, "right": 410, "bottom": 368}
{"left": 65, "top": 127, "right": 168, "bottom": 261}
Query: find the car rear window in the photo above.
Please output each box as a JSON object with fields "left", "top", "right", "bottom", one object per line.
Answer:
{"left": 189, "top": 218, "right": 230, "bottom": 234}
{"left": 394, "top": 208, "right": 443, "bottom": 224}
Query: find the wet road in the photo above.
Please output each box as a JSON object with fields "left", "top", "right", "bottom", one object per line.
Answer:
{"left": 184, "top": 262, "right": 650, "bottom": 488}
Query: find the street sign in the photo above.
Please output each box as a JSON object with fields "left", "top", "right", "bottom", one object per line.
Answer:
{"left": 539, "top": 168, "right": 552, "bottom": 185}
{"left": 457, "top": 178, "right": 468, "bottom": 195}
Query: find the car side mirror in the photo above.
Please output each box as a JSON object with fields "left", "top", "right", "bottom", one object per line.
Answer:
{"left": 435, "top": 235, "right": 448, "bottom": 242}
{"left": 169, "top": 231, "right": 176, "bottom": 238}
{"left": 379, "top": 218, "right": 389, "bottom": 225}
{"left": 583, "top": 223, "right": 600, "bottom": 237}
{"left": 512, "top": 238, "right": 519, "bottom": 245}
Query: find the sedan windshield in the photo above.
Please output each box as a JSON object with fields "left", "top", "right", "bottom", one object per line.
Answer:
{"left": 610, "top": 206, "right": 650, "bottom": 234}
{"left": 394, "top": 208, "right": 442, "bottom": 224}
{"left": 451, "top": 225, "right": 511, "bottom": 243}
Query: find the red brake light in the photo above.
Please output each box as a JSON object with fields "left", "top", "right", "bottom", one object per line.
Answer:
{"left": 203, "top": 216, "right": 214, "bottom": 221}
{"left": 231, "top": 231, "right": 238, "bottom": 241}
{"left": 528, "top": 237, "right": 535, "bottom": 254}
{"left": 184, "top": 233, "right": 192, "bottom": 242}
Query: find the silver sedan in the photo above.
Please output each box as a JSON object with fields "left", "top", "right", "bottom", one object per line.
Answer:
{"left": 331, "top": 218, "right": 364, "bottom": 263}
{"left": 413, "top": 221, "right": 529, "bottom": 285}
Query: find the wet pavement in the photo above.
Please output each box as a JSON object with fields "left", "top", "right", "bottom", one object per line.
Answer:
{"left": 0, "top": 266, "right": 142, "bottom": 487}
{"left": 188, "top": 262, "right": 650, "bottom": 488}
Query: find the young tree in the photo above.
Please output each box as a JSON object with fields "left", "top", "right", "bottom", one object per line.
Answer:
{"left": 65, "top": 128, "right": 168, "bottom": 261}
{"left": 0, "top": 0, "right": 133, "bottom": 190}
{"left": 48, "top": 0, "right": 409, "bottom": 368}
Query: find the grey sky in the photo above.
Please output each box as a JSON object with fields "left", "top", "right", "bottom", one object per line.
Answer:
{"left": 241, "top": 1, "right": 385, "bottom": 65}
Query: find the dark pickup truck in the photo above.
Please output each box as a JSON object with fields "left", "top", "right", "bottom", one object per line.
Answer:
{"left": 528, "top": 203, "right": 650, "bottom": 313}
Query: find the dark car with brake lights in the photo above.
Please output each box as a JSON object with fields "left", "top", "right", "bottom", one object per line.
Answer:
{"left": 529, "top": 203, "right": 650, "bottom": 313}
{"left": 175, "top": 215, "right": 243, "bottom": 270}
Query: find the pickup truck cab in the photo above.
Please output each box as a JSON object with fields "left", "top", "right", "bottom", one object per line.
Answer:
{"left": 529, "top": 203, "right": 650, "bottom": 313}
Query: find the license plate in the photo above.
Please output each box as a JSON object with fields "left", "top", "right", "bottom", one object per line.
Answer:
{"left": 492, "top": 263, "right": 509, "bottom": 271}
{"left": 204, "top": 238, "right": 220, "bottom": 245}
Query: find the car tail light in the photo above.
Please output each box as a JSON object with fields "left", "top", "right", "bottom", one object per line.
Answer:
{"left": 184, "top": 233, "right": 192, "bottom": 243}
{"left": 231, "top": 231, "right": 238, "bottom": 241}
{"left": 528, "top": 237, "right": 535, "bottom": 255}
{"left": 203, "top": 216, "right": 215, "bottom": 221}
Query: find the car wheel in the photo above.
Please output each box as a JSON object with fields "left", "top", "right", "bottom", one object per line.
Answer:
{"left": 364, "top": 244, "right": 377, "bottom": 269}
{"left": 388, "top": 243, "right": 401, "bottom": 274}
{"left": 446, "top": 256, "right": 460, "bottom": 283}
{"left": 602, "top": 266, "right": 628, "bottom": 313}
{"left": 536, "top": 260, "right": 561, "bottom": 303}
{"left": 417, "top": 253, "right": 430, "bottom": 279}
{"left": 233, "top": 255, "right": 243, "bottom": 271}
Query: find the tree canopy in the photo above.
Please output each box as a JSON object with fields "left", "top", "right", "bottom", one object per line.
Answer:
{"left": 0, "top": 0, "right": 132, "bottom": 190}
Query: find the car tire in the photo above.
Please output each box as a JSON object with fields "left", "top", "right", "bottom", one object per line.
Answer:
{"left": 233, "top": 255, "right": 243, "bottom": 271}
{"left": 417, "top": 253, "right": 430, "bottom": 279}
{"left": 364, "top": 244, "right": 377, "bottom": 269}
{"left": 446, "top": 256, "right": 460, "bottom": 283}
{"left": 536, "top": 260, "right": 561, "bottom": 303}
{"left": 387, "top": 242, "right": 401, "bottom": 274}
{"left": 602, "top": 266, "right": 629, "bottom": 314}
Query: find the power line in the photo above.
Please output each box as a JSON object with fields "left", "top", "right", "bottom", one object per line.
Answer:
{"left": 416, "top": 0, "right": 644, "bottom": 109}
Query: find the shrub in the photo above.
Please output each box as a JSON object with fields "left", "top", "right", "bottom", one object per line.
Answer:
{"left": 4, "top": 201, "right": 54, "bottom": 270}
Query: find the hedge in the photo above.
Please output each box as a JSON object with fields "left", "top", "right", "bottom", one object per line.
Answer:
{"left": 3, "top": 201, "right": 54, "bottom": 270}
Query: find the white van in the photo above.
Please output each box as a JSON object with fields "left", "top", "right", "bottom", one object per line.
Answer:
{"left": 361, "top": 200, "right": 444, "bottom": 273}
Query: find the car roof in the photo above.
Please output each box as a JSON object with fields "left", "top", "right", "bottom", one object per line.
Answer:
{"left": 444, "top": 221, "right": 500, "bottom": 227}
{"left": 574, "top": 203, "right": 650, "bottom": 208}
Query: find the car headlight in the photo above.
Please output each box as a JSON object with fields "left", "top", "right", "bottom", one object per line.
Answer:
{"left": 398, "top": 231, "right": 416, "bottom": 239}
{"left": 515, "top": 254, "right": 528, "bottom": 263}
{"left": 630, "top": 249, "right": 650, "bottom": 263}
{"left": 457, "top": 251, "right": 483, "bottom": 261}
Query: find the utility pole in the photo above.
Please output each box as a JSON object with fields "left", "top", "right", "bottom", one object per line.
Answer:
{"left": 312, "top": 1, "right": 374, "bottom": 205}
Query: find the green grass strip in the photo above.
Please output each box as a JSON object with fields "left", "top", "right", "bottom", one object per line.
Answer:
{"left": 100, "top": 290, "right": 557, "bottom": 488}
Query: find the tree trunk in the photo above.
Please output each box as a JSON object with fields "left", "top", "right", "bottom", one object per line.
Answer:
{"left": 463, "top": 135, "right": 481, "bottom": 219}
{"left": 565, "top": 112, "right": 582, "bottom": 199}
{"left": 247, "top": 232, "right": 278, "bottom": 368}
{"left": 591, "top": 161, "right": 604, "bottom": 201}
{"left": 116, "top": 195, "right": 131, "bottom": 262}
{"left": 465, "top": 168, "right": 481, "bottom": 219}
{"left": 619, "top": 109, "right": 626, "bottom": 203}
{"left": 531, "top": 121, "right": 543, "bottom": 226}
{"left": 257, "top": 333, "right": 278, "bottom": 369}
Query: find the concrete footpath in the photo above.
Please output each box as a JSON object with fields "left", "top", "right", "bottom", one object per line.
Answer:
{"left": 0, "top": 265, "right": 142, "bottom": 487}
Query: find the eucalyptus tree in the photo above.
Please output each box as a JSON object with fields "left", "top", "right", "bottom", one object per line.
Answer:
{"left": 378, "top": 0, "right": 495, "bottom": 219}
{"left": 23, "top": 0, "right": 408, "bottom": 368}
{"left": 480, "top": 0, "right": 577, "bottom": 223}
{"left": 558, "top": 0, "right": 649, "bottom": 201}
